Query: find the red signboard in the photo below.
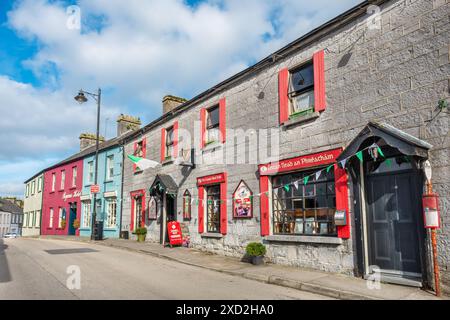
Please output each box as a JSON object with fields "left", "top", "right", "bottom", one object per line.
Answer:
{"left": 197, "top": 173, "right": 226, "bottom": 186}
{"left": 259, "top": 148, "right": 342, "bottom": 176}
{"left": 90, "top": 184, "right": 100, "bottom": 194}
{"left": 167, "top": 221, "right": 183, "bottom": 246}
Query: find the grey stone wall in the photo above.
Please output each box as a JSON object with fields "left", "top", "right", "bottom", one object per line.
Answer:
{"left": 121, "top": 0, "right": 450, "bottom": 289}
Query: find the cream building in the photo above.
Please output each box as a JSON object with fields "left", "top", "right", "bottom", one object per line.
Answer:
{"left": 22, "top": 171, "right": 44, "bottom": 236}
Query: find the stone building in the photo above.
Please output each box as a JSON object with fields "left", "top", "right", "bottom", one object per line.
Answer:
{"left": 22, "top": 172, "right": 44, "bottom": 237}
{"left": 118, "top": 0, "right": 449, "bottom": 292}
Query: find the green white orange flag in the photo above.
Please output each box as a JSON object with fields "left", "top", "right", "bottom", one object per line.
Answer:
{"left": 127, "top": 154, "right": 159, "bottom": 170}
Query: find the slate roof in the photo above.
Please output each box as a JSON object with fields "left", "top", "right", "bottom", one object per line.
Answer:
{"left": 0, "top": 199, "right": 23, "bottom": 214}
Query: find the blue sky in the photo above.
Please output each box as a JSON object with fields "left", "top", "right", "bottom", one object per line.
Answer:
{"left": 0, "top": 0, "right": 362, "bottom": 197}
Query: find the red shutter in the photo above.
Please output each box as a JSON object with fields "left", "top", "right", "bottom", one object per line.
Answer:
{"left": 278, "top": 68, "right": 289, "bottom": 124}
{"left": 173, "top": 121, "right": 179, "bottom": 158}
{"left": 219, "top": 98, "right": 226, "bottom": 143}
{"left": 133, "top": 142, "right": 137, "bottom": 172}
{"left": 198, "top": 186, "right": 205, "bottom": 233}
{"left": 130, "top": 195, "right": 135, "bottom": 232}
{"left": 334, "top": 164, "right": 350, "bottom": 239}
{"left": 220, "top": 173, "right": 227, "bottom": 235}
{"left": 160, "top": 128, "right": 166, "bottom": 162}
{"left": 313, "top": 50, "right": 326, "bottom": 112}
{"left": 200, "top": 108, "right": 206, "bottom": 149}
{"left": 260, "top": 175, "right": 270, "bottom": 236}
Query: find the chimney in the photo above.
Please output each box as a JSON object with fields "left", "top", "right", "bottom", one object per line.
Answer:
{"left": 162, "top": 95, "right": 187, "bottom": 114}
{"left": 79, "top": 133, "right": 105, "bottom": 151}
{"left": 116, "top": 114, "right": 141, "bottom": 136}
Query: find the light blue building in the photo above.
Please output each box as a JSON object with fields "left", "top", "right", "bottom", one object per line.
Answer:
{"left": 79, "top": 115, "right": 141, "bottom": 239}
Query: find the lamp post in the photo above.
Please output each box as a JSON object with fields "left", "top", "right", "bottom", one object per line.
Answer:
{"left": 74, "top": 88, "right": 102, "bottom": 240}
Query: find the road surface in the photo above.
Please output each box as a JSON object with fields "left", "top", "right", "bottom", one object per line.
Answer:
{"left": 0, "top": 238, "right": 331, "bottom": 300}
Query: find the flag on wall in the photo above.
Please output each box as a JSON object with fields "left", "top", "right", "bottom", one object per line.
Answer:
{"left": 127, "top": 155, "right": 159, "bottom": 170}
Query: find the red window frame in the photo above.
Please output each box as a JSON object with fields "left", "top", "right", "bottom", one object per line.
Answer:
{"left": 161, "top": 121, "right": 179, "bottom": 162}
{"left": 130, "top": 189, "right": 146, "bottom": 232}
{"left": 200, "top": 98, "right": 226, "bottom": 148}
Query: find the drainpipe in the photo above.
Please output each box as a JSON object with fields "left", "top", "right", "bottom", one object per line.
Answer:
{"left": 119, "top": 145, "right": 124, "bottom": 239}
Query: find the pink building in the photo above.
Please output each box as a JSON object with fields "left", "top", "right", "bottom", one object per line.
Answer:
{"left": 41, "top": 158, "right": 83, "bottom": 236}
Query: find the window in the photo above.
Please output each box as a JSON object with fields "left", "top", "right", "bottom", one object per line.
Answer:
{"left": 38, "top": 176, "right": 42, "bottom": 192}
{"left": 31, "top": 181, "right": 36, "bottom": 195}
{"left": 133, "top": 139, "right": 146, "bottom": 172}
{"left": 206, "top": 106, "right": 220, "bottom": 144}
{"left": 72, "top": 167, "right": 77, "bottom": 187}
{"left": 132, "top": 193, "right": 144, "bottom": 230}
{"left": 58, "top": 207, "right": 63, "bottom": 228}
{"left": 60, "top": 170, "right": 65, "bottom": 190}
{"left": 24, "top": 212, "right": 28, "bottom": 227}
{"left": 288, "top": 62, "right": 315, "bottom": 117}
{"left": 88, "top": 161, "right": 94, "bottom": 183}
{"left": 206, "top": 185, "right": 221, "bottom": 233}
{"left": 165, "top": 127, "right": 174, "bottom": 159}
{"left": 31, "top": 211, "right": 35, "bottom": 227}
{"left": 51, "top": 173, "right": 56, "bottom": 192}
{"left": 26, "top": 184, "right": 29, "bottom": 197}
{"left": 36, "top": 210, "right": 41, "bottom": 227}
{"left": 106, "top": 156, "right": 114, "bottom": 180}
{"left": 272, "top": 168, "right": 336, "bottom": 236}
{"left": 49, "top": 208, "right": 54, "bottom": 228}
{"left": 82, "top": 201, "right": 91, "bottom": 228}
{"left": 183, "top": 190, "right": 191, "bottom": 220}
{"left": 106, "top": 198, "right": 117, "bottom": 228}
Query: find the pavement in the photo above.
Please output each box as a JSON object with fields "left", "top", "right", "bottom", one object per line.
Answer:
{"left": 0, "top": 237, "right": 328, "bottom": 300}
{"left": 34, "top": 235, "right": 443, "bottom": 300}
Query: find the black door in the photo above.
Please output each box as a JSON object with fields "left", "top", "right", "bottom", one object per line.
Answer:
{"left": 366, "top": 171, "right": 422, "bottom": 275}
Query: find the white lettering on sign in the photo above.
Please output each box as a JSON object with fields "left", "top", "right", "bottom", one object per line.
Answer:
{"left": 62, "top": 190, "right": 81, "bottom": 201}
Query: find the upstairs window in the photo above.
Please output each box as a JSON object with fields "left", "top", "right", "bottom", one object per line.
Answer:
{"left": 165, "top": 126, "right": 174, "bottom": 159}
{"left": 26, "top": 184, "right": 29, "bottom": 197}
{"left": 133, "top": 138, "right": 146, "bottom": 172}
{"left": 88, "top": 161, "right": 94, "bottom": 183}
{"left": 38, "top": 176, "right": 42, "bottom": 192}
{"left": 51, "top": 173, "right": 56, "bottom": 192}
{"left": 289, "top": 62, "right": 315, "bottom": 117}
{"left": 31, "top": 181, "right": 35, "bottom": 195}
{"left": 106, "top": 155, "right": 114, "bottom": 180}
{"left": 206, "top": 105, "right": 220, "bottom": 144}
{"left": 60, "top": 170, "right": 65, "bottom": 190}
{"left": 72, "top": 167, "right": 77, "bottom": 187}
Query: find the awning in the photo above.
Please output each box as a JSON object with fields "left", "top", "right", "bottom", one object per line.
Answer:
{"left": 337, "top": 121, "right": 432, "bottom": 162}
{"left": 149, "top": 174, "right": 178, "bottom": 195}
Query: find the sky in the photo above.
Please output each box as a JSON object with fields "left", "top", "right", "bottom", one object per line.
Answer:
{"left": 0, "top": 0, "right": 362, "bottom": 197}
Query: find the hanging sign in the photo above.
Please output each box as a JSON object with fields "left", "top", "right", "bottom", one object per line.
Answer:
{"left": 233, "top": 180, "right": 253, "bottom": 218}
{"left": 259, "top": 148, "right": 342, "bottom": 176}
{"left": 167, "top": 221, "right": 183, "bottom": 246}
{"left": 90, "top": 184, "right": 100, "bottom": 194}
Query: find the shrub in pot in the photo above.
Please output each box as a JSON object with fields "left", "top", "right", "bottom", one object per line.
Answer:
{"left": 72, "top": 219, "right": 80, "bottom": 230}
{"left": 245, "top": 242, "right": 266, "bottom": 265}
{"left": 135, "top": 227, "right": 147, "bottom": 242}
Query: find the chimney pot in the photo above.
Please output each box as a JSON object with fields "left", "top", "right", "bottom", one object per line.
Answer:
{"left": 162, "top": 95, "right": 187, "bottom": 114}
{"left": 116, "top": 114, "right": 141, "bottom": 136}
{"left": 79, "top": 133, "right": 105, "bottom": 151}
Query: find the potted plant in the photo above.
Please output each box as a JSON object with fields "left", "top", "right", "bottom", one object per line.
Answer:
{"left": 246, "top": 242, "right": 266, "bottom": 265}
{"left": 60, "top": 219, "right": 67, "bottom": 229}
{"left": 135, "top": 226, "right": 147, "bottom": 242}
{"left": 73, "top": 219, "right": 80, "bottom": 230}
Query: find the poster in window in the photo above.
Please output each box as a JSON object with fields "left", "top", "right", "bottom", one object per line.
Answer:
{"left": 148, "top": 197, "right": 157, "bottom": 220}
{"left": 233, "top": 180, "right": 253, "bottom": 218}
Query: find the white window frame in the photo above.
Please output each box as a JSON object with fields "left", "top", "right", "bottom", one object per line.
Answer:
{"left": 72, "top": 167, "right": 77, "bottom": 187}
{"left": 60, "top": 170, "right": 65, "bottom": 190}
{"left": 51, "top": 173, "right": 56, "bottom": 192}
{"left": 49, "top": 208, "right": 54, "bottom": 228}
{"left": 106, "top": 197, "right": 117, "bottom": 228}
{"left": 31, "top": 181, "right": 35, "bottom": 195}
{"left": 82, "top": 201, "right": 91, "bottom": 228}
{"left": 106, "top": 155, "right": 114, "bottom": 180}
{"left": 88, "top": 161, "right": 94, "bottom": 184}
{"left": 26, "top": 184, "right": 29, "bottom": 197}
{"left": 38, "top": 176, "right": 42, "bottom": 193}
{"left": 36, "top": 210, "right": 41, "bottom": 227}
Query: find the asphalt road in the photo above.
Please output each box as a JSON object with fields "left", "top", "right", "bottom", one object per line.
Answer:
{"left": 0, "top": 238, "right": 331, "bottom": 300}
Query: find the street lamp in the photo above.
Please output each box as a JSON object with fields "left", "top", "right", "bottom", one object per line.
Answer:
{"left": 74, "top": 88, "right": 102, "bottom": 240}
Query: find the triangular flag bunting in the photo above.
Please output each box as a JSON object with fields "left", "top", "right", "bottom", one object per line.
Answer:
{"left": 315, "top": 170, "right": 322, "bottom": 181}
{"left": 284, "top": 184, "right": 290, "bottom": 192}
{"left": 385, "top": 158, "right": 392, "bottom": 167}
{"left": 356, "top": 151, "right": 363, "bottom": 163}
{"left": 304, "top": 175, "right": 309, "bottom": 185}
{"left": 326, "top": 165, "right": 333, "bottom": 173}
{"left": 377, "top": 146, "right": 385, "bottom": 158}
{"left": 339, "top": 159, "right": 347, "bottom": 168}
{"left": 293, "top": 180, "right": 299, "bottom": 190}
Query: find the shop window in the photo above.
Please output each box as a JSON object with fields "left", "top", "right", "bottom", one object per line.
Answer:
{"left": 288, "top": 62, "right": 315, "bottom": 118}
{"left": 49, "top": 208, "right": 54, "bottom": 228}
{"left": 183, "top": 190, "right": 191, "bottom": 220}
{"left": 272, "top": 168, "right": 336, "bottom": 236}
{"left": 106, "top": 198, "right": 117, "bottom": 228}
{"left": 131, "top": 190, "right": 145, "bottom": 231}
{"left": 206, "top": 185, "right": 221, "bottom": 233}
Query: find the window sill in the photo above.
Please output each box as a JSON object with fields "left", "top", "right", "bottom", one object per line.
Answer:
{"left": 162, "top": 158, "right": 174, "bottom": 166}
{"left": 202, "top": 141, "right": 222, "bottom": 153}
{"left": 104, "top": 180, "right": 113, "bottom": 183}
{"left": 201, "top": 232, "right": 223, "bottom": 239}
{"left": 265, "top": 235, "right": 342, "bottom": 245}
{"left": 283, "top": 111, "right": 320, "bottom": 128}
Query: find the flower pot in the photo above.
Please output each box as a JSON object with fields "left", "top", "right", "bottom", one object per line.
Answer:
{"left": 137, "top": 234, "right": 146, "bottom": 242}
{"left": 251, "top": 255, "right": 264, "bottom": 265}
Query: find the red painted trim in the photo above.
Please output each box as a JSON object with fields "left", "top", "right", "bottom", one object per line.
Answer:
{"left": 259, "top": 176, "right": 270, "bottom": 236}
{"left": 200, "top": 108, "right": 206, "bottom": 149}
{"left": 173, "top": 121, "right": 179, "bottom": 158}
{"left": 160, "top": 128, "right": 166, "bottom": 162}
{"left": 130, "top": 189, "right": 145, "bottom": 231}
{"left": 313, "top": 50, "right": 326, "bottom": 112}
{"left": 220, "top": 173, "right": 227, "bottom": 235}
{"left": 259, "top": 148, "right": 342, "bottom": 176}
{"left": 219, "top": 98, "right": 226, "bottom": 143}
{"left": 197, "top": 173, "right": 226, "bottom": 186}
{"left": 334, "top": 164, "right": 350, "bottom": 239}
{"left": 278, "top": 68, "right": 289, "bottom": 124}
{"left": 198, "top": 186, "right": 204, "bottom": 233}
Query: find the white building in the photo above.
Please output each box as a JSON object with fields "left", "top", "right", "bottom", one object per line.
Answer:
{"left": 0, "top": 199, "right": 23, "bottom": 237}
{"left": 22, "top": 172, "right": 44, "bottom": 237}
